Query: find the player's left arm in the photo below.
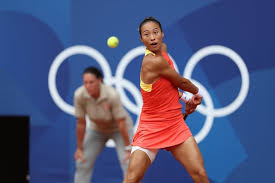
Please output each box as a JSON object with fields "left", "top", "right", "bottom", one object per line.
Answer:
{"left": 153, "top": 57, "right": 198, "bottom": 94}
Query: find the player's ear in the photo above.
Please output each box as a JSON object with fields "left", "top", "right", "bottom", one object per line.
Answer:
{"left": 99, "top": 78, "right": 103, "bottom": 83}
{"left": 162, "top": 32, "right": 164, "bottom": 39}
{"left": 140, "top": 35, "right": 144, "bottom": 43}
{"left": 140, "top": 38, "right": 142, "bottom": 43}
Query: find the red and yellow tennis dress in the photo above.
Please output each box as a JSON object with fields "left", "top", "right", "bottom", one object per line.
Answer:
{"left": 132, "top": 49, "right": 192, "bottom": 149}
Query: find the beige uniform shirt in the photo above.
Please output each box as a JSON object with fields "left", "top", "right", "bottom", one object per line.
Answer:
{"left": 74, "top": 84, "right": 133, "bottom": 133}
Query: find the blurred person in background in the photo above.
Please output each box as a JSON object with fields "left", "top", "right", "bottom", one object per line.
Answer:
{"left": 73, "top": 66, "right": 133, "bottom": 183}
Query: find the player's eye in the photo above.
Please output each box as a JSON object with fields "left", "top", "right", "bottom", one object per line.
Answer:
{"left": 144, "top": 33, "right": 149, "bottom": 37}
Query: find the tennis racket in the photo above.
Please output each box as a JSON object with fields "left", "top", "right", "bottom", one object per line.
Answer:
{"left": 182, "top": 113, "right": 189, "bottom": 120}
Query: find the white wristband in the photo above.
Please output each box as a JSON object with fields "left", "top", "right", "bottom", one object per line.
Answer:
{"left": 180, "top": 93, "right": 192, "bottom": 103}
{"left": 195, "top": 88, "right": 202, "bottom": 97}
{"left": 125, "top": 145, "right": 132, "bottom": 151}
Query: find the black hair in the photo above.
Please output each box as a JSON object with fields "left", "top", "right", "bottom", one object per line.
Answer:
{"left": 82, "top": 66, "right": 103, "bottom": 79}
{"left": 138, "top": 16, "right": 162, "bottom": 36}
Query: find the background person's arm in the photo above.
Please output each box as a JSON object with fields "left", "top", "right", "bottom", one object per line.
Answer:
{"left": 115, "top": 117, "right": 131, "bottom": 148}
{"left": 75, "top": 117, "right": 86, "bottom": 163}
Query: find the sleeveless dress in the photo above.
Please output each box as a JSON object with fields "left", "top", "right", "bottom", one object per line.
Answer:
{"left": 131, "top": 49, "right": 192, "bottom": 149}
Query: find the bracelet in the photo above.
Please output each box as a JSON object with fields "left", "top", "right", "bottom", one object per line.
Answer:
{"left": 125, "top": 145, "right": 132, "bottom": 151}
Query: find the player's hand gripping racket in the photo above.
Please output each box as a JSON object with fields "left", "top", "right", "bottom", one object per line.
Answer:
{"left": 183, "top": 94, "right": 202, "bottom": 120}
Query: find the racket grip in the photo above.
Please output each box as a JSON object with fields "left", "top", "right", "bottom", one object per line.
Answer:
{"left": 183, "top": 113, "right": 188, "bottom": 120}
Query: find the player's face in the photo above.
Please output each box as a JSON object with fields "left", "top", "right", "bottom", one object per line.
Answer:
{"left": 83, "top": 73, "right": 101, "bottom": 98}
{"left": 140, "top": 21, "right": 164, "bottom": 52}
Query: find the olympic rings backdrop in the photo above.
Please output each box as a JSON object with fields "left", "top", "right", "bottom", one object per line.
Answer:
{"left": 0, "top": 0, "right": 275, "bottom": 183}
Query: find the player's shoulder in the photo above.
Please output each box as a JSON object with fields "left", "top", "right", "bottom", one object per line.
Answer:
{"left": 143, "top": 52, "right": 163, "bottom": 65}
{"left": 142, "top": 55, "right": 166, "bottom": 75}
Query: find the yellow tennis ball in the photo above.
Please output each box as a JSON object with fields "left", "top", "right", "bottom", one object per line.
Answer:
{"left": 107, "top": 36, "right": 119, "bottom": 48}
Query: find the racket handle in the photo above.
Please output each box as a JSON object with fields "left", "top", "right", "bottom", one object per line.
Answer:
{"left": 183, "top": 113, "right": 189, "bottom": 120}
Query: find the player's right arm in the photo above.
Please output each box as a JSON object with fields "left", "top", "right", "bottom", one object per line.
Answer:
{"left": 150, "top": 56, "right": 199, "bottom": 94}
